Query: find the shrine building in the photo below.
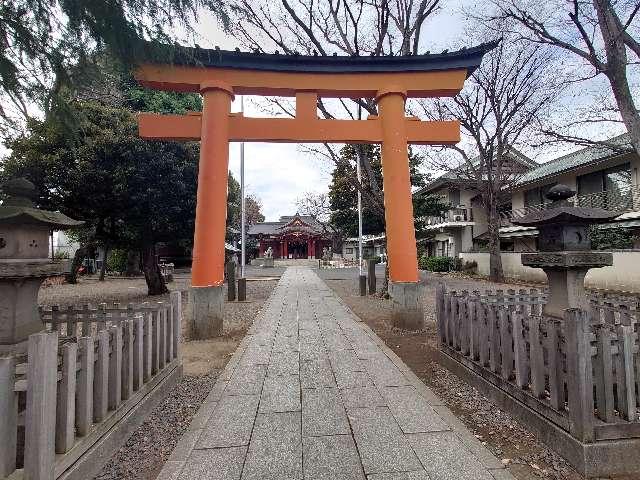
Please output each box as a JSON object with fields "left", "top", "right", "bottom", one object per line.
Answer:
{"left": 248, "top": 214, "right": 333, "bottom": 259}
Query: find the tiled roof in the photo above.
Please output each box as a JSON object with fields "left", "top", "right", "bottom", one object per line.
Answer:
{"left": 247, "top": 214, "right": 330, "bottom": 236}
{"left": 247, "top": 222, "right": 283, "bottom": 235}
{"left": 516, "top": 134, "right": 632, "bottom": 186}
{"left": 417, "top": 147, "right": 537, "bottom": 195}
{"left": 140, "top": 41, "right": 497, "bottom": 76}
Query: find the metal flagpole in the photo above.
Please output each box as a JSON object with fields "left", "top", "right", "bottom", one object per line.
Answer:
{"left": 240, "top": 95, "right": 246, "bottom": 278}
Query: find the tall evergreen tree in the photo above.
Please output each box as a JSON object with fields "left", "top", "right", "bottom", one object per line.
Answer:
{"left": 328, "top": 144, "right": 446, "bottom": 238}
{"left": 0, "top": 0, "right": 226, "bottom": 138}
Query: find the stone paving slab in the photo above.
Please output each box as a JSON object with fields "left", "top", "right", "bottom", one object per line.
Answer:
{"left": 178, "top": 447, "right": 246, "bottom": 480}
{"left": 407, "top": 431, "right": 495, "bottom": 480}
{"left": 302, "top": 387, "right": 350, "bottom": 436}
{"left": 303, "top": 434, "right": 365, "bottom": 480}
{"left": 197, "top": 394, "right": 259, "bottom": 448}
{"left": 381, "top": 386, "right": 449, "bottom": 434}
{"left": 241, "top": 411, "right": 302, "bottom": 480}
{"left": 300, "top": 359, "right": 336, "bottom": 388}
{"left": 156, "top": 267, "right": 512, "bottom": 480}
{"left": 258, "top": 373, "right": 301, "bottom": 413}
{"left": 347, "top": 406, "right": 422, "bottom": 474}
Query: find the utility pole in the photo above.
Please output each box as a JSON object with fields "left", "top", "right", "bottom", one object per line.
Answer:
{"left": 240, "top": 95, "right": 246, "bottom": 278}
{"left": 357, "top": 106, "right": 366, "bottom": 296}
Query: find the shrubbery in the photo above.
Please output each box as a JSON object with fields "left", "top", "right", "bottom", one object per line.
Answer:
{"left": 418, "top": 255, "right": 478, "bottom": 274}
{"left": 589, "top": 226, "right": 636, "bottom": 250}
{"left": 461, "top": 260, "right": 478, "bottom": 274}
{"left": 106, "top": 249, "right": 128, "bottom": 274}
{"left": 424, "top": 256, "right": 453, "bottom": 272}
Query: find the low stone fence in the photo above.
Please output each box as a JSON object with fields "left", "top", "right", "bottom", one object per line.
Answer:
{"left": 0, "top": 293, "right": 182, "bottom": 480}
{"left": 436, "top": 285, "right": 640, "bottom": 477}
{"left": 318, "top": 258, "right": 361, "bottom": 269}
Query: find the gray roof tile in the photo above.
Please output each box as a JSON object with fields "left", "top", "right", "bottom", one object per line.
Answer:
{"left": 516, "top": 134, "right": 632, "bottom": 186}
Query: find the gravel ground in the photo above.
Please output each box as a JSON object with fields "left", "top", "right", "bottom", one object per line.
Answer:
{"left": 38, "top": 266, "right": 285, "bottom": 308}
{"left": 322, "top": 268, "right": 590, "bottom": 480}
{"left": 94, "top": 373, "right": 217, "bottom": 480}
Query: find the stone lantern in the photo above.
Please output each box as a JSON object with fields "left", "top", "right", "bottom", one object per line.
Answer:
{"left": 512, "top": 184, "right": 619, "bottom": 319}
{"left": 0, "top": 178, "right": 83, "bottom": 353}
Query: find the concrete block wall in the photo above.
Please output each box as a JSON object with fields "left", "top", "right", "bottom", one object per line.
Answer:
{"left": 459, "top": 251, "right": 640, "bottom": 293}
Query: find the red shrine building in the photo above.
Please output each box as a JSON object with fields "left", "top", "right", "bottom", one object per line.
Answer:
{"left": 248, "top": 215, "right": 333, "bottom": 259}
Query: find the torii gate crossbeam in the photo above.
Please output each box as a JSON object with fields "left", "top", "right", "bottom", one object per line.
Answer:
{"left": 135, "top": 43, "right": 494, "bottom": 336}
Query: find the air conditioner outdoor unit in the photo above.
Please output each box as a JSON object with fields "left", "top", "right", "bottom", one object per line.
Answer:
{"left": 454, "top": 215, "right": 463, "bottom": 221}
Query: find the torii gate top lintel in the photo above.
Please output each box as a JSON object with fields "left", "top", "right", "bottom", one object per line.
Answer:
{"left": 135, "top": 41, "right": 496, "bottom": 98}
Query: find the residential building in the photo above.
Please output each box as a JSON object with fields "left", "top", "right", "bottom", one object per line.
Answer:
{"left": 501, "top": 134, "right": 640, "bottom": 249}
{"left": 341, "top": 234, "right": 387, "bottom": 261}
{"left": 414, "top": 150, "right": 538, "bottom": 258}
{"left": 458, "top": 135, "right": 640, "bottom": 291}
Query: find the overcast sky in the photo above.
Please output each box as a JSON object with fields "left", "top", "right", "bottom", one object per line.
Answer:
{"left": 191, "top": 4, "right": 472, "bottom": 221}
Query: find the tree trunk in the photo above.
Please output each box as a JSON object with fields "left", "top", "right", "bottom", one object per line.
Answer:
{"left": 487, "top": 204, "right": 504, "bottom": 283}
{"left": 66, "top": 245, "right": 88, "bottom": 284}
{"left": 99, "top": 245, "right": 109, "bottom": 281}
{"left": 126, "top": 250, "right": 141, "bottom": 276}
{"left": 594, "top": 0, "right": 640, "bottom": 154}
{"left": 142, "top": 243, "right": 168, "bottom": 296}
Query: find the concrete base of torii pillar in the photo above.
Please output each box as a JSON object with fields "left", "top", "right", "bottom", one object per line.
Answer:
{"left": 389, "top": 281, "right": 425, "bottom": 331}
{"left": 188, "top": 286, "right": 224, "bottom": 338}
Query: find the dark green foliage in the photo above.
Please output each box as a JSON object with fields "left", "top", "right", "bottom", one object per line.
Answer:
{"left": 2, "top": 99, "right": 243, "bottom": 251}
{"left": 2, "top": 101, "right": 200, "bottom": 251}
{"left": 589, "top": 226, "right": 635, "bottom": 250}
{"left": 328, "top": 145, "right": 385, "bottom": 236}
{"left": 0, "top": 0, "right": 225, "bottom": 137}
{"left": 124, "top": 80, "right": 203, "bottom": 114}
{"left": 328, "top": 144, "right": 447, "bottom": 237}
{"left": 462, "top": 260, "right": 478, "bottom": 274}
{"left": 107, "top": 249, "right": 129, "bottom": 274}
{"left": 423, "top": 256, "right": 453, "bottom": 272}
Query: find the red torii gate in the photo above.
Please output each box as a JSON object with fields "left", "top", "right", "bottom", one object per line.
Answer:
{"left": 135, "top": 43, "right": 494, "bottom": 336}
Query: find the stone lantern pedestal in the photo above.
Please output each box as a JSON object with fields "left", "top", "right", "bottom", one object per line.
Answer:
{"left": 513, "top": 185, "right": 618, "bottom": 319}
{"left": 0, "top": 178, "right": 82, "bottom": 354}
{"left": 520, "top": 251, "right": 612, "bottom": 319}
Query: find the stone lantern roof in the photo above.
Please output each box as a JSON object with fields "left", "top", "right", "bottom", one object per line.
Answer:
{"left": 0, "top": 178, "right": 83, "bottom": 229}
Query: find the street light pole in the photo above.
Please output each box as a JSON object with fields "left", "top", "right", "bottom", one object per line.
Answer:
{"left": 240, "top": 95, "right": 246, "bottom": 278}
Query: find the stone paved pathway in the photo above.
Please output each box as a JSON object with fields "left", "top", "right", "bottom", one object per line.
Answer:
{"left": 157, "top": 267, "right": 515, "bottom": 480}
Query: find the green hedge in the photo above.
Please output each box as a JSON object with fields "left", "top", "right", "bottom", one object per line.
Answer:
{"left": 418, "top": 255, "right": 478, "bottom": 274}
{"left": 425, "top": 256, "right": 452, "bottom": 272}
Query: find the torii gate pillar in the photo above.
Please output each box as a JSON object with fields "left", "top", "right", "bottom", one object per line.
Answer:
{"left": 189, "top": 81, "right": 233, "bottom": 338}
{"left": 377, "top": 89, "right": 423, "bottom": 330}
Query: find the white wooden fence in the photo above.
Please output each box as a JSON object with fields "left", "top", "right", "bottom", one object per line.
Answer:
{"left": 0, "top": 291, "right": 181, "bottom": 480}
{"left": 436, "top": 285, "right": 640, "bottom": 443}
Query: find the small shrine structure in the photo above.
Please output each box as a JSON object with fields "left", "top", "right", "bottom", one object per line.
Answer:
{"left": 249, "top": 214, "right": 332, "bottom": 259}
